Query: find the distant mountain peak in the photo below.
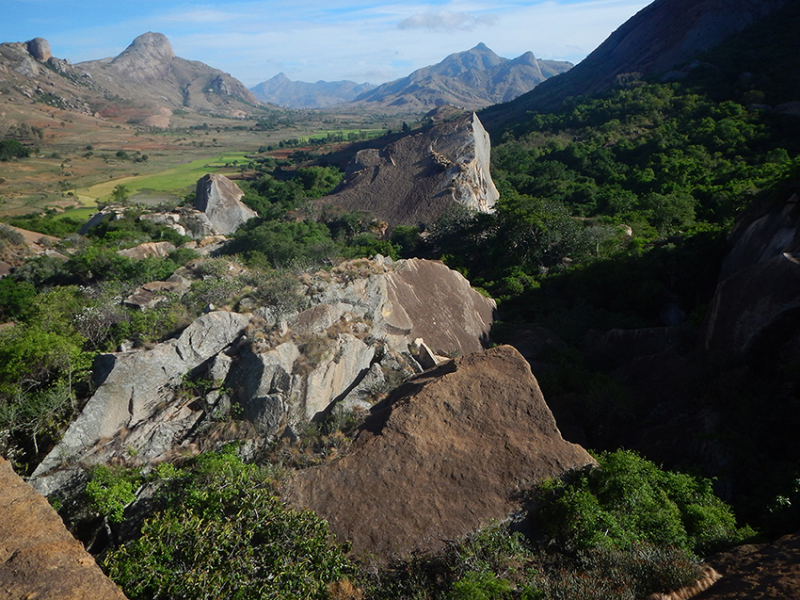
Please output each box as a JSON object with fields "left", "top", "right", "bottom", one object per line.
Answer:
{"left": 353, "top": 44, "right": 572, "bottom": 111}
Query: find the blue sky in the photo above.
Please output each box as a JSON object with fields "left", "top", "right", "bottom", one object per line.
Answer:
{"left": 3, "top": 0, "right": 650, "bottom": 87}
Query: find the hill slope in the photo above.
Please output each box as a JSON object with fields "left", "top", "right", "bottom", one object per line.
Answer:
{"left": 78, "top": 32, "right": 261, "bottom": 122}
{"left": 483, "top": 0, "right": 792, "bottom": 125}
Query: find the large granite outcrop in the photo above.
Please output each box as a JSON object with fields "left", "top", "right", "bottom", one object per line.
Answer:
{"left": 26, "top": 37, "right": 52, "bottom": 62}
{"left": 285, "top": 345, "right": 595, "bottom": 560}
{"left": 31, "top": 311, "right": 252, "bottom": 492}
{"left": 702, "top": 197, "right": 800, "bottom": 366}
{"left": 30, "top": 258, "right": 495, "bottom": 497}
{"left": 194, "top": 174, "right": 258, "bottom": 235}
{"left": 319, "top": 112, "right": 498, "bottom": 230}
{"left": 0, "top": 457, "right": 128, "bottom": 600}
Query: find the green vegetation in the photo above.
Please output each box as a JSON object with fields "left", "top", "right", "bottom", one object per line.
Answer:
{"left": 104, "top": 447, "right": 352, "bottom": 600}
{"left": 534, "top": 450, "right": 752, "bottom": 556}
{"left": 0, "top": 139, "right": 31, "bottom": 161}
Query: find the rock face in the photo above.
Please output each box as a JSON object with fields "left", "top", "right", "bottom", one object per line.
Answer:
{"left": 352, "top": 43, "right": 571, "bottom": 111}
{"left": 26, "top": 37, "right": 51, "bottom": 61}
{"left": 31, "top": 311, "right": 252, "bottom": 492}
{"left": 320, "top": 113, "right": 498, "bottom": 229}
{"left": 194, "top": 174, "right": 258, "bottom": 235}
{"left": 702, "top": 197, "right": 800, "bottom": 366}
{"left": 30, "top": 258, "right": 495, "bottom": 497}
{"left": 285, "top": 345, "right": 595, "bottom": 560}
{"left": 0, "top": 457, "right": 128, "bottom": 600}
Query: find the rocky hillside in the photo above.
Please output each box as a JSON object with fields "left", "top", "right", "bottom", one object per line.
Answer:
{"left": 317, "top": 112, "right": 499, "bottom": 230}
{"left": 350, "top": 43, "right": 572, "bottom": 112}
{"left": 78, "top": 32, "right": 260, "bottom": 123}
{"left": 0, "top": 32, "right": 265, "bottom": 132}
{"left": 250, "top": 72, "right": 374, "bottom": 109}
{"left": 29, "top": 256, "right": 496, "bottom": 497}
{"left": 483, "top": 0, "right": 792, "bottom": 124}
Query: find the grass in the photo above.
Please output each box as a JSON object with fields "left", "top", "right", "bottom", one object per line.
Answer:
{"left": 71, "top": 153, "right": 253, "bottom": 206}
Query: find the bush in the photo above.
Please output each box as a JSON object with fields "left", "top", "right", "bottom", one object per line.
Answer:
{"left": 533, "top": 450, "right": 753, "bottom": 556}
{"left": 104, "top": 448, "right": 352, "bottom": 600}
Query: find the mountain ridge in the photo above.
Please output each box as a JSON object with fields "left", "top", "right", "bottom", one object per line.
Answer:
{"left": 350, "top": 43, "right": 572, "bottom": 111}
{"left": 250, "top": 72, "right": 374, "bottom": 109}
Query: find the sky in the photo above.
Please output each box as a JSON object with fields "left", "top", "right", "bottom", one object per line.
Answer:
{"left": 3, "top": 0, "right": 650, "bottom": 88}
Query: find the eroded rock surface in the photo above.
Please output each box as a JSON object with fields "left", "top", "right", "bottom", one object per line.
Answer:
{"left": 0, "top": 457, "right": 127, "bottom": 600}
{"left": 319, "top": 113, "right": 498, "bottom": 229}
{"left": 702, "top": 197, "right": 800, "bottom": 366}
{"left": 285, "top": 345, "right": 595, "bottom": 560}
{"left": 194, "top": 174, "right": 258, "bottom": 236}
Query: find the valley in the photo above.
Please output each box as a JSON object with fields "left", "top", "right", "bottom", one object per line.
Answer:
{"left": 2, "top": 1, "right": 800, "bottom": 599}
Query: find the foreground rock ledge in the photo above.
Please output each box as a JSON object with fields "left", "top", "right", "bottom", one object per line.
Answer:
{"left": 285, "top": 345, "right": 595, "bottom": 561}
{"left": 0, "top": 457, "right": 127, "bottom": 600}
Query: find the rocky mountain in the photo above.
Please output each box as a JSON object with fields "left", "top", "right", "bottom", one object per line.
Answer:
{"left": 350, "top": 43, "right": 572, "bottom": 111}
{"left": 318, "top": 112, "right": 498, "bottom": 230}
{"left": 0, "top": 32, "right": 265, "bottom": 132}
{"left": 78, "top": 32, "right": 260, "bottom": 123}
{"left": 250, "top": 72, "right": 374, "bottom": 109}
{"left": 483, "top": 0, "right": 792, "bottom": 125}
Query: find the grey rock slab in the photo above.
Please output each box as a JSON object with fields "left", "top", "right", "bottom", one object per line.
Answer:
{"left": 32, "top": 311, "right": 250, "bottom": 478}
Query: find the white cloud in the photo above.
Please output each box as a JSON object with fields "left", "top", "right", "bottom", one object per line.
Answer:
{"left": 398, "top": 11, "right": 498, "bottom": 32}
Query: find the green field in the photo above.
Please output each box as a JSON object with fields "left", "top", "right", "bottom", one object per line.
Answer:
{"left": 72, "top": 152, "right": 252, "bottom": 206}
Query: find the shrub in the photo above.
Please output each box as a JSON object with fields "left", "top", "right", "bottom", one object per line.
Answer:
{"left": 104, "top": 448, "right": 352, "bottom": 600}
{"left": 86, "top": 464, "right": 141, "bottom": 523}
{"left": 533, "top": 450, "right": 753, "bottom": 556}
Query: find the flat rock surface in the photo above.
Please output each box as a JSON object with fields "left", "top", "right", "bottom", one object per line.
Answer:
{"left": 0, "top": 457, "right": 127, "bottom": 600}
{"left": 285, "top": 345, "right": 594, "bottom": 560}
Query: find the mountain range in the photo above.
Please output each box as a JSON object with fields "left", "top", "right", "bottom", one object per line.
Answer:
{"left": 250, "top": 73, "right": 375, "bottom": 109}
{"left": 0, "top": 32, "right": 268, "bottom": 130}
{"left": 350, "top": 43, "right": 572, "bottom": 111}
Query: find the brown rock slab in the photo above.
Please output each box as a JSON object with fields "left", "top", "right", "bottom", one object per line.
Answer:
{"left": 0, "top": 457, "right": 127, "bottom": 600}
{"left": 384, "top": 258, "right": 495, "bottom": 356}
{"left": 318, "top": 113, "right": 498, "bottom": 231}
{"left": 285, "top": 345, "right": 594, "bottom": 561}
{"left": 696, "top": 533, "right": 800, "bottom": 599}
